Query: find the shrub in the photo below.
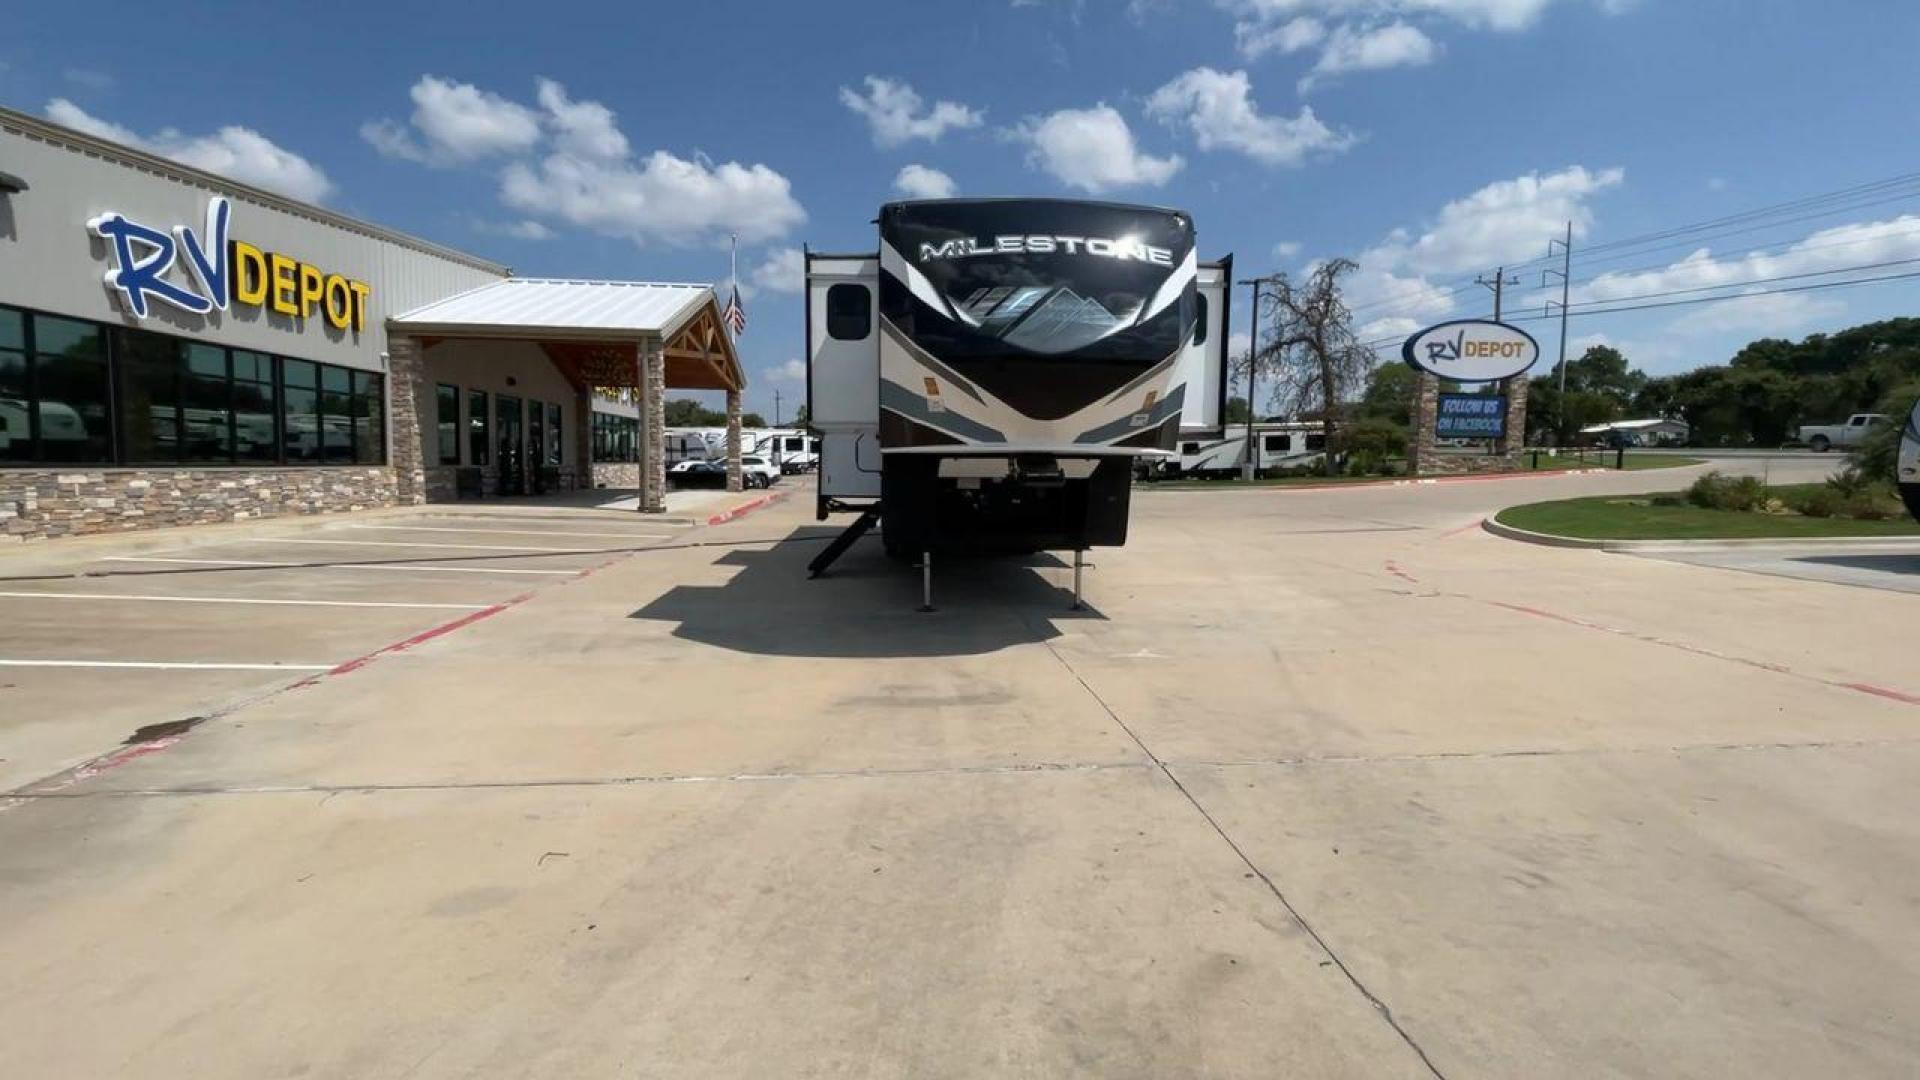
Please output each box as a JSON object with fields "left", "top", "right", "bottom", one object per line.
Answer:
{"left": 1792, "top": 487, "right": 1843, "bottom": 518}
{"left": 1826, "top": 465, "right": 1876, "bottom": 499}
{"left": 1843, "top": 492, "right": 1896, "bottom": 521}
{"left": 1686, "top": 471, "right": 1768, "bottom": 512}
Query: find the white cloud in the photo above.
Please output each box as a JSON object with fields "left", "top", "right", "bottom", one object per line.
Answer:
{"left": 501, "top": 149, "right": 804, "bottom": 247}
{"left": 367, "top": 76, "right": 806, "bottom": 247}
{"left": 1236, "top": 16, "right": 1326, "bottom": 58}
{"left": 47, "top": 98, "right": 334, "bottom": 204}
{"left": 362, "top": 75, "right": 542, "bottom": 165}
{"left": 839, "top": 77, "right": 983, "bottom": 147}
{"left": 1272, "top": 240, "right": 1303, "bottom": 260}
{"left": 766, "top": 358, "right": 807, "bottom": 382}
{"left": 751, "top": 247, "right": 805, "bottom": 294}
{"left": 1145, "top": 67, "right": 1356, "bottom": 167}
{"left": 1015, "top": 105, "right": 1183, "bottom": 193}
{"left": 535, "top": 78, "right": 629, "bottom": 161}
{"left": 1665, "top": 291, "right": 1847, "bottom": 338}
{"left": 1574, "top": 215, "right": 1920, "bottom": 308}
{"left": 1344, "top": 164, "right": 1623, "bottom": 338}
{"left": 472, "top": 218, "right": 554, "bottom": 240}
{"left": 894, "top": 163, "right": 958, "bottom": 199}
{"left": 1300, "top": 22, "right": 1439, "bottom": 90}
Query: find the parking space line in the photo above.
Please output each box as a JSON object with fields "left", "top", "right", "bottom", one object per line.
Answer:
{"left": 247, "top": 537, "right": 605, "bottom": 553}
{"left": 0, "top": 591, "right": 486, "bottom": 611}
{"left": 0, "top": 659, "right": 334, "bottom": 671}
{"left": 338, "top": 524, "right": 671, "bottom": 540}
{"left": 101, "top": 557, "right": 578, "bottom": 576}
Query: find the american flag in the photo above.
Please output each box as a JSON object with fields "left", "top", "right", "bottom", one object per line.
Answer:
{"left": 722, "top": 285, "right": 747, "bottom": 336}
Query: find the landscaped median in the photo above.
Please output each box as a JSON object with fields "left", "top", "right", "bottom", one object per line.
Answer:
{"left": 1489, "top": 471, "right": 1920, "bottom": 547}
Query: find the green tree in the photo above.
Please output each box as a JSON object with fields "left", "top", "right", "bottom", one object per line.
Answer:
{"left": 791, "top": 404, "right": 811, "bottom": 429}
{"left": 741, "top": 412, "right": 768, "bottom": 428}
{"left": 1849, "top": 378, "right": 1920, "bottom": 484}
{"left": 663, "top": 398, "right": 727, "bottom": 426}
{"left": 1359, "top": 362, "right": 1416, "bottom": 426}
{"left": 1224, "top": 396, "right": 1252, "bottom": 424}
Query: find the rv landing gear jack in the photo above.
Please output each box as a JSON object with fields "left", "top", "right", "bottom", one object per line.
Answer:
{"left": 1071, "top": 548, "right": 1086, "bottom": 611}
{"left": 918, "top": 550, "right": 934, "bottom": 613}
{"left": 807, "top": 507, "right": 881, "bottom": 578}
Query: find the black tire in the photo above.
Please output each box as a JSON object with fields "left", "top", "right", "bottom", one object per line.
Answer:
{"left": 1810, "top": 435, "right": 1831, "bottom": 453}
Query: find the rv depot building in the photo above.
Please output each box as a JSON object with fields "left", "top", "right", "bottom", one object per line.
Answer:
{"left": 0, "top": 106, "right": 746, "bottom": 542}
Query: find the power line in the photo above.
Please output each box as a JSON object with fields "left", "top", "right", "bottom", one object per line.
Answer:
{"left": 1361, "top": 267, "right": 1920, "bottom": 351}
{"left": 1345, "top": 172, "right": 1920, "bottom": 319}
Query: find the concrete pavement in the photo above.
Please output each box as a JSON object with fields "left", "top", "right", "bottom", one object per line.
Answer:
{"left": 1, "top": 458, "right": 1915, "bottom": 1078}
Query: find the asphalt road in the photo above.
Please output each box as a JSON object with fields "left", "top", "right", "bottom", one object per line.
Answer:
{"left": 2, "top": 457, "right": 1915, "bottom": 1078}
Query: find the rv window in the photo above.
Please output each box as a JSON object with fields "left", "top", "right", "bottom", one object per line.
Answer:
{"left": 1264, "top": 434, "right": 1289, "bottom": 453}
{"left": 784, "top": 436, "right": 803, "bottom": 451}
{"left": 1193, "top": 294, "right": 1208, "bottom": 346}
{"left": 1305, "top": 434, "right": 1325, "bottom": 451}
{"left": 826, "top": 284, "right": 871, "bottom": 341}
{"left": 1182, "top": 441, "right": 1200, "bottom": 455}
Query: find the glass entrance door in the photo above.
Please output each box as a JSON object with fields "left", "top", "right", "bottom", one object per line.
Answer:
{"left": 496, "top": 395, "right": 524, "bottom": 495}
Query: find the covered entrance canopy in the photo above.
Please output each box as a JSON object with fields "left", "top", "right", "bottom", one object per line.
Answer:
{"left": 391, "top": 279, "right": 747, "bottom": 511}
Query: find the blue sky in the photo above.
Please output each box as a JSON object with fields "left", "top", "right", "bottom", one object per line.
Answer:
{"left": 7, "top": 0, "right": 1920, "bottom": 418}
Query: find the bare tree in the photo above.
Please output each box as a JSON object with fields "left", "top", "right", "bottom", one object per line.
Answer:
{"left": 1247, "top": 258, "right": 1373, "bottom": 474}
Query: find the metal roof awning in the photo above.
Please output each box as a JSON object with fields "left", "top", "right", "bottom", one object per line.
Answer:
{"left": 391, "top": 278, "right": 744, "bottom": 391}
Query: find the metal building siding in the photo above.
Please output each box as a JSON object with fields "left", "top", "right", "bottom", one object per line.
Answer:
{"left": 0, "top": 117, "right": 506, "bottom": 373}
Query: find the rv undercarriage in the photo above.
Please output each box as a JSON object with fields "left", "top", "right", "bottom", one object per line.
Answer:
{"left": 806, "top": 454, "right": 1131, "bottom": 609}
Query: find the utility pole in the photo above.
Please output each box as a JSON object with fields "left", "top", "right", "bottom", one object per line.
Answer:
{"left": 1476, "top": 266, "right": 1520, "bottom": 321}
{"left": 774, "top": 389, "right": 783, "bottom": 427}
{"left": 1544, "top": 221, "right": 1573, "bottom": 445}
{"left": 1235, "top": 273, "right": 1286, "bottom": 480}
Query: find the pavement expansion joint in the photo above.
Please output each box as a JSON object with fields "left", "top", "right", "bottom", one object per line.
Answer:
{"left": 1039, "top": 637, "right": 1449, "bottom": 1080}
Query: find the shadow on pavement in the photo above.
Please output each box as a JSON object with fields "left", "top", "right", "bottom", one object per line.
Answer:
{"left": 628, "top": 526, "right": 1105, "bottom": 658}
{"left": 1797, "top": 554, "right": 1920, "bottom": 576}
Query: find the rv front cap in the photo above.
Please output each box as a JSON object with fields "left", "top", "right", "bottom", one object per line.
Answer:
{"left": 918, "top": 235, "right": 1174, "bottom": 266}
{"left": 1401, "top": 319, "right": 1541, "bottom": 383}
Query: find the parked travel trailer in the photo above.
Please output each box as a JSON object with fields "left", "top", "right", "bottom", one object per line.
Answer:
{"left": 752, "top": 429, "right": 820, "bottom": 473}
{"left": 1172, "top": 422, "right": 1326, "bottom": 478}
{"left": 804, "top": 197, "right": 1230, "bottom": 605}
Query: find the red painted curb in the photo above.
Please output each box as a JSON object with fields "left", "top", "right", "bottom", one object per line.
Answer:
{"left": 706, "top": 488, "right": 790, "bottom": 526}
{"left": 320, "top": 592, "right": 533, "bottom": 679}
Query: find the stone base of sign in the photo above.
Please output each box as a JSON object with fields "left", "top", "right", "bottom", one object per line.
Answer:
{"left": 1413, "top": 453, "right": 1527, "bottom": 476}
{"left": 1408, "top": 370, "right": 1533, "bottom": 476}
{"left": 0, "top": 466, "right": 398, "bottom": 543}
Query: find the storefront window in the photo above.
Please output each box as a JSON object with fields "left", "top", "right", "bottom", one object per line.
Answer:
{"left": 0, "top": 305, "right": 383, "bottom": 468}
{"left": 0, "top": 310, "right": 27, "bottom": 463}
{"left": 591, "top": 412, "right": 638, "bottom": 463}
{"left": 529, "top": 400, "right": 546, "bottom": 473}
{"left": 30, "top": 315, "right": 112, "bottom": 464}
{"left": 436, "top": 384, "right": 459, "bottom": 464}
{"left": 468, "top": 389, "right": 490, "bottom": 466}
{"left": 352, "top": 370, "right": 384, "bottom": 465}
{"left": 233, "top": 351, "right": 278, "bottom": 463}
{"left": 547, "top": 402, "right": 563, "bottom": 465}
{"left": 282, "top": 358, "right": 320, "bottom": 463}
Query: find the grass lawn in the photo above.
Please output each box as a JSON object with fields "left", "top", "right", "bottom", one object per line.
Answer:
{"left": 1497, "top": 484, "right": 1920, "bottom": 540}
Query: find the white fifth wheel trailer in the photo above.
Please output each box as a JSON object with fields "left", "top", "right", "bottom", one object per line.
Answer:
{"left": 804, "top": 198, "right": 1231, "bottom": 606}
{"left": 1899, "top": 395, "right": 1919, "bottom": 522}
{"left": 1172, "top": 421, "right": 1327, "bottom": 478}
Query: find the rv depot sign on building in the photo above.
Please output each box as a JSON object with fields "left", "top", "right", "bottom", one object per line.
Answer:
{"left": 89, "top": 196, "right": 374, "bottom": 331}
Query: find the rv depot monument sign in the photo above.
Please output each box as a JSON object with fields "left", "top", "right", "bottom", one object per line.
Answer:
{"left": 1401, "top": 319, "right": 1541, "bottom": 474}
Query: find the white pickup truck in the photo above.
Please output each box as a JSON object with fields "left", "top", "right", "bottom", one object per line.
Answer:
{"left": 1796, "top": 412, "right": 1886, "bottom": 452}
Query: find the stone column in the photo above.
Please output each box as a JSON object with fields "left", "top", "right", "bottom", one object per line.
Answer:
{"left": 725, "top": 389, "right": 744, "bottom": 493}
{"left": 1496, "top": 375, "right": 1530, "bottom": 456}
{"left": 640, "top": 341, "right": 667, "bottom": 513}
{"left": 386, "top": 335, "right": 428, "bottom": 505}
{"left": 1408, "top": 371, "right": 1440, "bottom": 476}
{"left": 574, "top": 384, "right": 597, "bottom": 491}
